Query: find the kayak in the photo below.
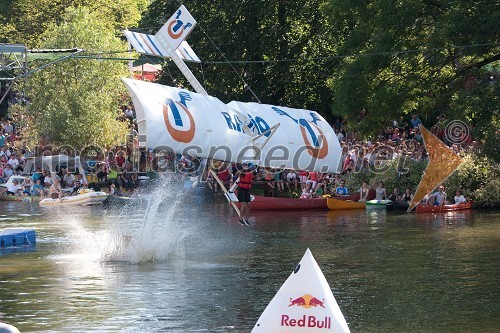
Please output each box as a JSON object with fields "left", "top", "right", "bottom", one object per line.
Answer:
{"left": 327, "top": 197, "right": 366, "bottom": 210}
{"left": 237, "top": 195, "right": 328, "bottom": 210}
{"left": 366, "top": 199, "right": 392, "bottom": 209}
{"left": 415, "top": 201, "right": 473, "bottom": 213}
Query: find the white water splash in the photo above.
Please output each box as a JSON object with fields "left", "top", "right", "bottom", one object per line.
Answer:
{"left": 101, "top": 175, "right": 193, "bottom": 263}
{"left": 50, "top": 175, "right": 195, "bottom": 264}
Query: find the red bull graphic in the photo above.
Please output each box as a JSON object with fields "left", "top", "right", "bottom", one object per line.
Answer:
{"left": 281, "top": 315, "right": 332, "bottom": 329}
{"left": 273, "top": 107, "right": 329, "bottom": 159}
{"left": 284, "top": 294, "right": 330, "bottom": 329}
{"left": 289, "top": 294, "right": 326, "bottom": 308}
{"left": 162, "top": 91, "right": 196, "bottom": 143}
{"left": 167, "top": 9, "right": 193, "bottom": 40}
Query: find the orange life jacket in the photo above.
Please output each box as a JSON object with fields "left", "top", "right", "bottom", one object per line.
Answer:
{"left": 238, "top": 172, "right": 253, "bottom": 189}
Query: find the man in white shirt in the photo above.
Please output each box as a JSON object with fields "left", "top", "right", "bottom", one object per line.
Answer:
{"left": 62, "top": 169, "right": 76, "bottom": 188}
{"left": 7, "top": 154, "right": 20, "bottom": 172}
{"left": 5, "top": 179, "right": 21, "bottom": 195}
{"left": 44, "top": 173, "right": 54, "bottom": 187}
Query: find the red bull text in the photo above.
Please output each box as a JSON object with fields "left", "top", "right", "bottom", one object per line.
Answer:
{"left": 281, "top": 315, "right": 332, "bottom": 329}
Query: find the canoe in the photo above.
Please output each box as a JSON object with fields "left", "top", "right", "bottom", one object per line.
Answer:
{"left": 415, "top": 201, "right": 473, "bottom": 213}
{"left": 39, "top": 190, "right": 108, "bottom": 206}
{"left": 327, "top": 197, "right": 366, "bottom": 210}
{"left": 236, "top": 195, "right": 328, "bottom": 210}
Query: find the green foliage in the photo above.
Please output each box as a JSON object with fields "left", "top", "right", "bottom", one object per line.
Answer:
{"left": 345, "top": 154, "right": 500, "bottom": 208}
{"left": 444, "top": 154, "right": 500, "bottom": 208}
{"left": 449, "top": 83, "right": 500, "bottom": 161}
{"left": 1, "top": 0, "right": 149, "bottom": 47}
{"left": 321, "top": 0, "right": 499, "bottom": 137}
{"left": 141, "top": 0, "right": 338, "bottom": 115}
{"left": 22, "top": 7, "right": 129, "bottom": 150}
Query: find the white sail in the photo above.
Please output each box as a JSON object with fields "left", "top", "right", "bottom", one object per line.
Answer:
{"left": 122, "top": 78, "right": 342, "bottom": 173}
{"left": 252, "top": 249, "right": 350, "bottom": 333}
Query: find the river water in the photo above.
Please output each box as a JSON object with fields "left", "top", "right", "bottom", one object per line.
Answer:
{"left": 0, "top": 180, "right": 499, "bottom": 332}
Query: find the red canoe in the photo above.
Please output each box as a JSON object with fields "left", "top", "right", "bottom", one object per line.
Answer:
{"left": 237, "top": 195, "right": 328, "bottom": 211}
{"left": 415, "top": 201, "right": 473, "bottom": 213}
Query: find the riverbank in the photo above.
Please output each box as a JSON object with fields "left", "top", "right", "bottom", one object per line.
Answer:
{"left": 344, "top": 153, "right": 500, "bottom": 208}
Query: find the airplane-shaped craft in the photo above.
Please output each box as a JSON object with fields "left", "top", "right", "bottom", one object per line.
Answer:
{"left": 123, "top": 5, "right": 200, "bottom": 63}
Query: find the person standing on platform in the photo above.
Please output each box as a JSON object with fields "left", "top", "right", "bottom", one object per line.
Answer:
{"left": 236, "top": 162, "right": 253, "bottom": 225}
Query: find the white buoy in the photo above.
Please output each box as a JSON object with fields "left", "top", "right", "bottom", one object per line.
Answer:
{"left": 0, "top": 322, "right": 20, "bottom": 333}
{"left": 252, "top": 248, "right": 351, "bottom": 333}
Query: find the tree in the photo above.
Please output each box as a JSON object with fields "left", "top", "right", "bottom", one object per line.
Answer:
{"left": 321, "top": 0, "right": 499, "bottom": 146}
{"left": 0, "top": 0, "right": 149, "bottom": 47}
{"left": 21, "top": 7, "right": 130, "bottom": 150}
{"left": 140, "top": 0, "right": 338, "bottom": 116}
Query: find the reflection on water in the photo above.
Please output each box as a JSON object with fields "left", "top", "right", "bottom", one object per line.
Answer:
{"left": 0, "top": 186, "right": 499, "bottom": 332}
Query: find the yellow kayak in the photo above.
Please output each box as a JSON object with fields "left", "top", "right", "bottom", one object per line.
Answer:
{"left": 327, "top": 197, "right": 366, "bottom": 210}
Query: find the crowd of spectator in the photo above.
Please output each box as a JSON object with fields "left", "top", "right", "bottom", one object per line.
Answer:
{"left": 0, "top": 87, "right": 481, "bottom": 203}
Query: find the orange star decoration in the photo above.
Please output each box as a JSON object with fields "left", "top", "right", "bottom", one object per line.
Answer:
{"left": 408, "top": 125, "right": 464, "bottom": 211}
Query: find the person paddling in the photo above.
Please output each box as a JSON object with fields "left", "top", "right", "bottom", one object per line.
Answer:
{"left": 236, "top": 162, "right": 253, "bottom": 225}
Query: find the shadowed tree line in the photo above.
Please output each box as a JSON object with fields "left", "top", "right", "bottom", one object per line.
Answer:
{"left": 1, "top": 0, "right": 498, "bottom": 159}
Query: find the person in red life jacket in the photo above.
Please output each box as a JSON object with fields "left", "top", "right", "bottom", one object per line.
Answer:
{"left": 236, "top": 162, "right": 253, "bottom": 225}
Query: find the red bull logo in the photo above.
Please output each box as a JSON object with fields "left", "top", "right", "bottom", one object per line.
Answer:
{"left": 283, "top": 294, "right": 330, "bottom": 329}
{"left": 289, "top": 294, "right": 326, "bottom": 308}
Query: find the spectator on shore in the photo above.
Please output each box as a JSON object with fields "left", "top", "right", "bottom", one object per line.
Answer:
{"left": 0, "top": 165, "right": 5, "bottom": 183}
{"left": 75, "top": 173, "right": 87, "bottom": 187}
{"left": 4, "top": 179, "right": 21, "bottom": 195}
{"left": 49, "top": 179, "right": 63, "bottom": 199}
{"left": 298, "top": 170, "right": 308, "bottom": 189}
{"left": 410, "top": 114, "right": 422, "bottom": 128}
{"left": 286, "top": 169, "right": 298, "bottom": 192}
{"left": 63, "top": 169, "right": 75, "bottom": 188}
{"left": 31, "top": 179, "right": 45, "bottom": 197}
{"left": 43, "top": 171, "right": 53, "bottom": 187}
{"left": 120, "top": 162, "right": 138, "bottom": 192}
{"left": 107, "top": 164, "right": 120, "bottom": 187}
{"left": 3, "top": 164, "right": 13, "bottom": 180}
{"left": 7, "top": 154, "right": 20, "bottom": 173}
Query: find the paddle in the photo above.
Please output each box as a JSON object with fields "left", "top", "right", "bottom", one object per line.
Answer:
{"left": 209, "top": 169, "right": 241, "bottom": 217}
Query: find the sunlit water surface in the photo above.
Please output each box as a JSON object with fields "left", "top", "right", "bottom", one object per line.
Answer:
{"left": 0, "top": 181, "right": 499, "bottom": 332}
